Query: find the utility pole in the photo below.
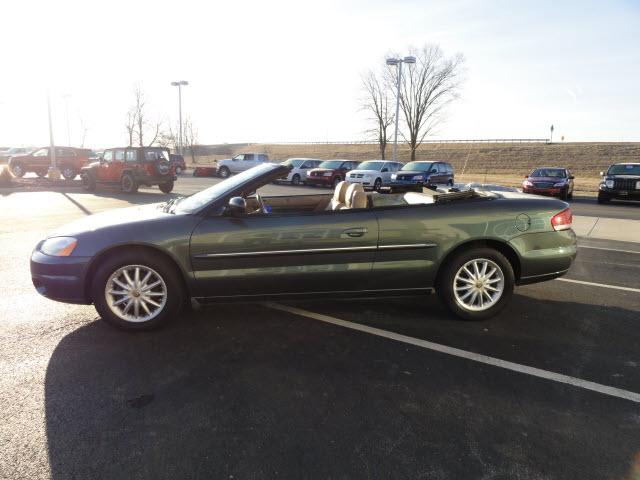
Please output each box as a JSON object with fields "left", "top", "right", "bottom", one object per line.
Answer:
{"left": 47, "top": 91, "right": 60, "bottom": 179}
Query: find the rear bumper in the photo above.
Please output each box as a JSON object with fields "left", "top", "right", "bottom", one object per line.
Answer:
{"left": 509, "top": 230, "right": 577, "bottom": 285}
{"left": 30, "top": 250, "right": 91, "bottom": 304}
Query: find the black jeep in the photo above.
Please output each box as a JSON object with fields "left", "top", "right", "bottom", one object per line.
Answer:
{"left": 598, "top": 163, "right": 640, "bottom": 204}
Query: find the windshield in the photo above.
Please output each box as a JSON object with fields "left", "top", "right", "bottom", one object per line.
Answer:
{"left": 358, "top": 161, "right": 385, "bottom": 171}
{"left": 530, "top": 168, "right": 566, "bottom": 178}
{"left": 608, "top": 164, "right": 640, "bottom": 175}
{"left": 401, "top": 162, "right": 433, "bottom": 172}
{"left": 318, "top": 160, "right": 344, "bottom": 169}
{"left": 174, "top": 164, "right": 274, "bottom": 214}
{"left": 282, "top": 159, "right": 304, "bottom": 168}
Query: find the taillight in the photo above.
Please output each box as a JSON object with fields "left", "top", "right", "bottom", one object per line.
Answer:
{"left": 551, "top": 208, "right": 572, "bottom": 231}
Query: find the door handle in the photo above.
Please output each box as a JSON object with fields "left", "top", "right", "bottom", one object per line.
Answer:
{"left": 342, "top": 227, "right": 367, "bottom": 238}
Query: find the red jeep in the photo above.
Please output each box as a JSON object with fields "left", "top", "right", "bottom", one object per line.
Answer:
{"left": 8, "top": 146, "right": 92, "bottom": 179}
{"left": 80, "top": 147, "right": 176, "bottom": 193}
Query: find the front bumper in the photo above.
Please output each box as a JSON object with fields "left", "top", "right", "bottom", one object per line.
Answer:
{"left": 306, "top": 176, "right": 333, "bottom": 186}
{"left": 522, "top": 187, "right": 564, "bottom": 196}
{"left": 30, "top": 250, "right": 91, "bottom": 304}
{"left": 598, "top": 187, "right": 640, "bottom": 200}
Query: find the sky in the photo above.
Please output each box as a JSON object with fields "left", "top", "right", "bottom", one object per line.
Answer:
{"left": 0, "top": 0, "right": 638, "bottom": 148}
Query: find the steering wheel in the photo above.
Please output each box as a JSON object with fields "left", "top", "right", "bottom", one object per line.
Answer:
{"left": 254, "top": 193, "right": 268, "bottom": 214}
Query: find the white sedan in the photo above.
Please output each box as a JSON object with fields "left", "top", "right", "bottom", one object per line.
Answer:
{"left": 346, "top": 160, "right": 403, "bottom": 190}
{"left": 277, "top": 158, "right": 322, "bottom": 185}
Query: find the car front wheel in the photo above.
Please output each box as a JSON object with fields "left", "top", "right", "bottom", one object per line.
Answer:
{"left": 218, "top": 166, "right": 230, "bottom": 178}
{"left": 121, "top": 173, "right": 138, "bottom": 193}
{"left": 10, "top": 162, "right": 25, "bottom": 178}
{"left": 159, "top": 181, "right": 174, "bottom": 193}
{"left": 81, "top": 173, "right": 96, "bottom": 191}
{"left": 374, "top": 178, "right": 382, "bottom": 191}
{"left": 92, "top": 251, "right": 183, "bottom": 331}
{"left": 61, "top": 166, "right": 77, "bottom": 180}
{"left": 437, "top": 247, "right": 514, "bottom": 321}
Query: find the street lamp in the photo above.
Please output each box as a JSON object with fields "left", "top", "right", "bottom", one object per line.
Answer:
{"left": 386, "top": 55, "right": 416, "bottom": 162}
{"left": 170, "top": 80, "right": 189, "bottom": 155}
{"left": 46, "top": 91, "right": 60, "bottom": 179}
{"left": 62, "top": 94, "right": 71, "bottom": 146}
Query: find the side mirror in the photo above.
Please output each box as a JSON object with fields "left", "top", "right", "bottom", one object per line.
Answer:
{"left": 599, "top": 171, "right": 604, "bottom": 176}
{"left": 227, "top": 197, "right": 246, "bottom": 217}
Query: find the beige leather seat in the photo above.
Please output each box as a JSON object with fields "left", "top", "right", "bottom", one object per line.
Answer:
{"left": 341, "top": 183, "right": 366, "bottom": 209}
{"left": 329, "top": 181, "right": 350, "bottom": 210}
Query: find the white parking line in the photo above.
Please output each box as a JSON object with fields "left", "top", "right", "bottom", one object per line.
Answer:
{"left": 265, "top": 302, "right": 640, "bottom": 404}
{"left": 556, "top": 278, "right": 640, "bottom": 293}
{"left": 578, "top": 245, "right": 640, "bottom": 255}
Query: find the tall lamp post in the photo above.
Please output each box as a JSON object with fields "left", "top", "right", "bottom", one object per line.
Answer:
{"left": 386, "top": 55, "right": 416, "bottom": 162}
{"left": 62, "top": 94, "right": 71, "bottom": 146}
{"left": 46, "top": 91, "right": 60, "bottom": 179}
{"left": 170, "top": 80, "right": 189, "bottom": 154}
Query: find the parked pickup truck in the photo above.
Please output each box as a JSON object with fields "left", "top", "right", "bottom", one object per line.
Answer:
{"left": 216, "top": 153, "right": 269, "bottom": 178}
{"left": 8, "top": 146, "right": 93, "bottom": 179}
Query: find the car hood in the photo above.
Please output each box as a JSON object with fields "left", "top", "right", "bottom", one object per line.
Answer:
{"left": 49, "top": 202, "right": 173, "bottom": 238}
{"left": 527, "top": 177, "right": 567, "bottom": 183}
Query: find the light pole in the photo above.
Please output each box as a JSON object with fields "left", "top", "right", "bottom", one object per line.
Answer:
{"left": 386, "top": 55, "right": 416, "bottom": 162}
{"left": 62, "top": 94, "right": 71, "bottom": 146}
{"left": 550, "top": 124, "right": 554, "bottom": 143}
{"left": 170, "top": 80, "right": 189, "bottom": 155}
{"left": 46, "top": 91, "right": 60, "bottom": 179}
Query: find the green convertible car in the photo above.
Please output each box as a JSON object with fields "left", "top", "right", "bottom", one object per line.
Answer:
{"left": 31, "top": 163, "right": 577, "bottom": 331}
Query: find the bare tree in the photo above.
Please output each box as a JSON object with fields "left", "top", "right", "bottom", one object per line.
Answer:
{"left": 126, "top": 84, "right": 164, "bottom": 147}
{"left": 388, "top": 45, "right": 464, "bottom": 160}
{"left": 182, "top": 118, "right": 198, "bottom": 163}
{"left": 361, "top": 70, "right": 395, "bottom": 159}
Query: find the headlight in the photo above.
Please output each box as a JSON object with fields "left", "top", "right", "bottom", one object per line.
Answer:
{"left": 523, "top": 180, "right": 533, "bottom": 187}
{"left": 391, "top": 173, "right": 397, "bottom": 180}
{"left": 414, "top": 175, "right": 424, "bottom": 181}
{"left": 605, "top": 179, "right": 614, "bottom": 188}
{"left": 41, "top": 237, "right": 77, "bottom": 256}
{"left": 322, "top": 172, "right": 332, "bottom": 177}
{"left": 553, "top": 182, "right": 565, "bottom": 187}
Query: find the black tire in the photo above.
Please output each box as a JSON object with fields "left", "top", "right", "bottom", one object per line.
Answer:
{"left": 437, "top": 247, "right": 515, "bottom": 321}
{"left": 10, "top": 162, "right": 24, "bottom": 178}
{"left": 292, "top": 174, "right": 301, "bottom": 186}
{"left": 218, "top": 166, "right": 230, "bottom": 178}
{"left": 91, "top": 250, "right": 184, "bottom": 331}
{"left": 597, "top": 193, "right": 609, "bottom": 204}
{"left": 192, "top": 169, "right": 198, "bottom": 177}
{"left": 374, "top": 178, "right": 382, "bottom": 191}
{"left": 61, "top": 166, "right": 77, "bottom": 180}
{"left": 332, "top": 176, "right": 342, "bottom": 188}
{"left": 448, "top": 179, "right": 454, "bottom": 187}
{"left": 560, "top": 188, "right": 568, "bottom": 201}
{"left": 81, "top": 173, "right": 96, "bottom": 191}
{"left": 121, "top": 173, "right": 138, "bottom": 193}
{"left": 35, "top": 169, "right": 47, "bottom": 178}
{"left": 159, "top": 181, "right": 174, "bottom": 194}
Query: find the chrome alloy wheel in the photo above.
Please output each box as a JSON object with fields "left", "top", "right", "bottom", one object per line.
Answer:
{"left": 105, "top": 265, "right": 167, "bottom": 323}
{"left": 453, "top": 258, "right": 504, "bottom": 312}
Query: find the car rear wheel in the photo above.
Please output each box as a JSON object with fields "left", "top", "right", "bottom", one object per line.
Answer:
{"left": 292, "top": 174, "right": 301, "bottom": 186}
{"left": 437, "top": 247, "right": 514, "bottom": 321}
{"left": 121, "top": 173, "right": 138, "bottom": 193}
{"left": 218, "top": 166, "right": 230, "bottom": 178}
{"left": 10, "top": 162, "right": 24, "bottom": 178}
{"left": 159, "top": 181, "right": 174, "bottom": 193}
{"left": 92, "top": 251, "right": 183, "bottom": 331}
{"left": 61, "top": 166, "right": 77, "bottom": 180}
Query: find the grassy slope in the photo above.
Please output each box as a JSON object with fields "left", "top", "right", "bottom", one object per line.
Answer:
{"left": 191, "top": 142, "right": 640, "bottom": 193}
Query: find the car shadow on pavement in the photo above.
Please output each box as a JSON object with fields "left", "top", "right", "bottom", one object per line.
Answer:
{"left": 45, "top": 299, "right": 640, "bottom": 479}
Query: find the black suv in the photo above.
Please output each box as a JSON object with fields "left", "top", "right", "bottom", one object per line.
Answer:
{"left": 598, "top": 163, "right": 640, "bottom": 204}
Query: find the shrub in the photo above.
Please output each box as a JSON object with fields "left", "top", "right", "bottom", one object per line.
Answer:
{"left": 0, "top": 166, "right": 12, "bottom": 187}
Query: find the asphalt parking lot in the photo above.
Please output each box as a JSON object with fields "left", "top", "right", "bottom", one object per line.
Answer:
{"left": 1, "top": 179, "right": 639, "bottom": 479}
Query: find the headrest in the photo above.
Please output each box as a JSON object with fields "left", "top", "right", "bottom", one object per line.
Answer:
{"left": 333, "top": 181, "right": 349, "bottom": 202}
{"left": 344, "top": 183, "right": 364, "bottom": 204}
{"left": 351, "top": 191, "right": 368, "bottom": 209}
